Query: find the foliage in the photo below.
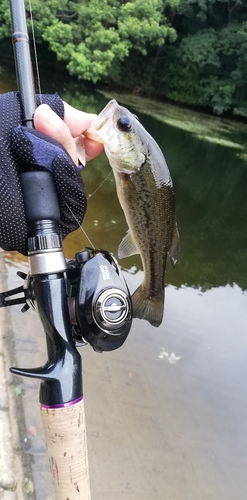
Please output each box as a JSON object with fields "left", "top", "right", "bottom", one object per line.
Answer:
{"left": 31, "top": 0, "right": 176, "bottom": 83}
{"left": 0, "top": 0, "right": 11, "bottom": 39}
{"left": 0, "top": 0, "right": 247, "bottom": 115}
{"left": 160, "top": 0, "right": 247, "bottom": 115}
{"left": 160, "top": 22, "right": 247, "bottom": 115}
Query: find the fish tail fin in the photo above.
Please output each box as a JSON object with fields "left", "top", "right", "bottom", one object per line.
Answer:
{"left": 132, "top": 285, "right": 164, "bottom": 327}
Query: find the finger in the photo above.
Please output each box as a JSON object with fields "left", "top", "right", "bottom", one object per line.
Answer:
{"left": 63, "top": 101, "right": 104, "bottom": 161}
{"left": 63, "top": 101, "right": 97, "bottom": 136}
{"left": 34, "top": 104, "right": 78, "bottom": 165}
{"left": 84, "top": 137, "right": 104, "bottom": 162}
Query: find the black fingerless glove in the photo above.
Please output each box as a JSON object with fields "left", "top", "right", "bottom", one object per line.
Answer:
{"left": 0, "top": 92, "right": 87, "bottom": 255}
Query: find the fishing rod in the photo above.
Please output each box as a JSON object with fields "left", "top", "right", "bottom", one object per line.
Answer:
{"left": 8, "top": 0, "right": 91, "bottom": 497}
{"left": 2, "top": 0, "right": 133, "bottom": 497}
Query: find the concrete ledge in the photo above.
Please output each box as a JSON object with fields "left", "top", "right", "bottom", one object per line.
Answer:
{"left": 0, "top": 252, "right": 34, "bottom": 500}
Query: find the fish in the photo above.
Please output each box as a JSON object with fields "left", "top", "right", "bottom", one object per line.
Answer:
{"left": 84, "top": 99, "right": 180, "bottom": 327}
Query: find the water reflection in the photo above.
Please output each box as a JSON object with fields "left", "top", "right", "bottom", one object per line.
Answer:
{"left": 2, "top": 61, "right": 247, "bottom": 499}
{"left": 2, "top": 60, "right": 247, "bottom": 292}
{"left": 64, "top": 110, "right": 247, "bottom": 293}
{"left": 5, "top": 252, "right": 247, "bottom": 499}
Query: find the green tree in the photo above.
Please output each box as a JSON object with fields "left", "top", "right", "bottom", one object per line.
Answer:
{"left": 0, "top": 0, "right": 177, "bottom": 82}
{"left": 159, "top": 0, "right": 247, "bottom": 115}
{"left": 0, "top": 0, "right": 12, "bottom": 39}
{"left": 32, "top": 0, "right": 177, "bottom": 83}
{"left": 1, "top": 0, "right": 246, "bottom": 115}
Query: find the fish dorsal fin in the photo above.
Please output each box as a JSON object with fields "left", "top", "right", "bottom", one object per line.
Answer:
{"left": 169, "top": 222, "right": 180, "bottom": 268}
{"left": 118, "top": 230, "right": 139, "bottom": 259}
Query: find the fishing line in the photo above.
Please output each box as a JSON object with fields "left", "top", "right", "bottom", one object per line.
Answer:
{"left": 26, "top": 0, "right": 110, "bottom": 250}
{"left": 77, "top": 224, "right": 95, "bottom": 249}
{"left": 65, "top": 201, "right": 95, "bottom": 249}
{"left": 87, "top": 170, "right": 113, "bottom": 199}
{"left": 28, "top": 0, "right": 42, "bottom": 101}
{"left": 65, "top": 168, "right": 114, "bottom": 250}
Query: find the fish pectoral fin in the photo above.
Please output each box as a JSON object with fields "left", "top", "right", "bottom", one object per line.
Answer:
{"left": 168, "top": 221, "right": 180, "bottom": 268}
{"left": 75, "top": 135, "right": 86, "bottom": 166}
{"left": 118, "top": 230, "right": 139, "bottom": 259}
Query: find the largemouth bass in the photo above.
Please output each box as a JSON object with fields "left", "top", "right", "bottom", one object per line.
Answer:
{"left": 84, "top": 100, "right": 180, "bottom": 327}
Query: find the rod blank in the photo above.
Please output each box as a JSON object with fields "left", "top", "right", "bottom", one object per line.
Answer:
{"left": 10, "top": 0, "right": 36, "bottom": 126}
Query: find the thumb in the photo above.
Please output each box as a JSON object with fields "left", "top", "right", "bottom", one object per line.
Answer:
{"left": 34, "top": 104, "right": 79, "bottom": 165}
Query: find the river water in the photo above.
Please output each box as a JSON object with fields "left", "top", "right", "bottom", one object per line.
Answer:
{"left": 1, "top": 59, "right": 247, "bottom": 499}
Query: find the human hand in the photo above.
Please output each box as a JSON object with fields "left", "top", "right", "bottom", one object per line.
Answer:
{"left": 34, "top": 102, "right": 104, "bottom": 164}
{"left": 0, "top": 92, "right": 103, "bottom": 255}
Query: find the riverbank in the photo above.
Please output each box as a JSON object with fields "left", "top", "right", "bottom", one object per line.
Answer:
{"left": 98, "top": 89, "right": 247, "bottom": 158}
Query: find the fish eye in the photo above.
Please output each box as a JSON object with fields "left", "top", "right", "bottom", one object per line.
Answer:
{"left": 117, "top": 116, "right": 131, "bottom": 132}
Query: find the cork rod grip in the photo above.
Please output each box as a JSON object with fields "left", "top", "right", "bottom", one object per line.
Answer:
{"left": 40, "top": 398, "right": 91, "bottom": 500}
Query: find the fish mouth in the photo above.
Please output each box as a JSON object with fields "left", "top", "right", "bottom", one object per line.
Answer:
{"left": 85, "top": 99, "right": 118, "bottom": 142}
{"left": 98, "top": 99, "right": 118, "bottom": 118}
{"left": 84, "top": 118, "right": 107, "bottom": 143}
